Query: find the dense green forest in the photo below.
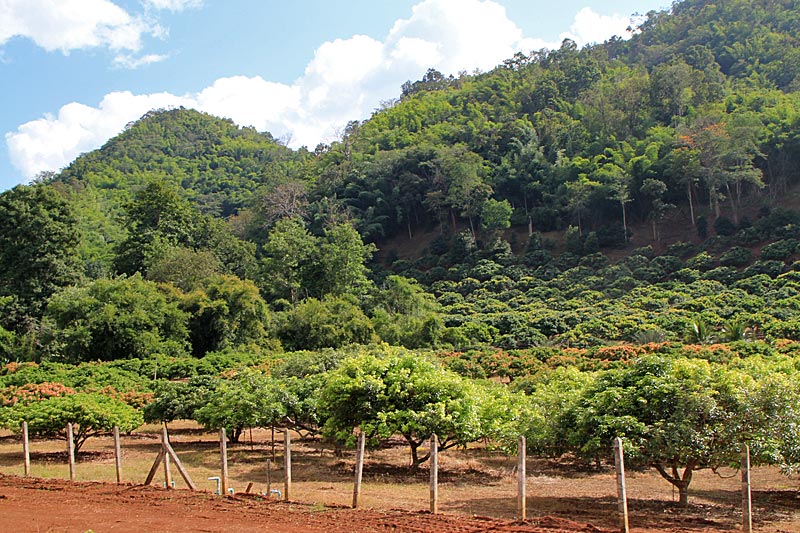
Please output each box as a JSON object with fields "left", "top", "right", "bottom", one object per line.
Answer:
{"left": 5, "top": 0, "right": 800, "bottom": 504}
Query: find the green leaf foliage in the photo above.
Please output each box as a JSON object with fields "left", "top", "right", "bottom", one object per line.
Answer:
{"left": 0, "top": 392, "right": 143, "bottom": 453}
{"left": 44, "top": 274, "right": 189, "bottom": 362}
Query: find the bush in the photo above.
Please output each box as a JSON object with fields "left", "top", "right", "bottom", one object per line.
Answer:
{"left": 666, "top": 241, "right": 697, "bottom": 258}
{"left": 686, "top": 252, "right": 715, "bottom": 271}
{"left": 44, "top": 274, "right": 189, "bottom": 362}
{"left": 761, "top": 239, "right": 799, "bottom": 261}
{"left": 719, "top": 246, "right": 752, "bottom": 267}
{"left": 713, "top": 216, "right": 737, "bottom": 236}
{"left": 276, "top": 295, "right": 376, "bottom": 351}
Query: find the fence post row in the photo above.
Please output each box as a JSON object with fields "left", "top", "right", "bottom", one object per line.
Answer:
{"left": 14, "top": 425, "right": 701, "bottom": 531}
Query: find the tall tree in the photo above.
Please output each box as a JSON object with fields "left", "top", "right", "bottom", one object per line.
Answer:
{"left": 0, "top": 185, "right": 81, "bottom": 331}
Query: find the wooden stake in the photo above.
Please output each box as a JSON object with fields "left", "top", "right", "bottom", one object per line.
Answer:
{"left": 430, "top": 434, "right": 439, "bottom": 515}
{"left": 614, "top": 437, "right": 630, "bottom": 533}
{"left": 113, "top": 426, "right": 122, "bottom": 483}
{"left": 352, "top": 431, "right": 366, "bottom": 508}
{"left": 162, "top": 426, "right": 172, "bottom": 488}
{"left": 284, "top": 429, "right": 291, "bottom": 501}
{"left": 164, "top": 441, "right": 196, "bottom": 491}
{"left": 220, "top": 428, "right": 229, "bottom": 495}
{"left": 144, "top": 448, "right": 166, "bottom": 485}
{"left": 742, "top": 444, "right": 753, "bottom": 533}
{"left": 517, "top": 435, "right": 526, "bottom": 521}
{"left": 245, "top": 481, "right": 255, "bottom": 494}
{"left": 66, "top": 423, "right": 76, "bottom": 481}
{"left": 22, "top": 421, "right": 30, "bottom": 477}
{"left": 266, "top": 459, "right": 272, "bottom": 495}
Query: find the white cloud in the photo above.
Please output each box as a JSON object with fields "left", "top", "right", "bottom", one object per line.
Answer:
{"left": 144, "top": 0, "right": 202, "bottom": 11}
{"left": 113, "top": 52, "right": 168, "bottom": 69}
{"left": 6, "top": 92, "right": 191, "bottom": 177}
{"left": 5, "top": 0, "right": 644, "bottom": 180}
{"left": 561, "top": 7, "right": 637, "bottom": 47}
{"left": 0, "top": 0, "right": 158, "bottom": 53}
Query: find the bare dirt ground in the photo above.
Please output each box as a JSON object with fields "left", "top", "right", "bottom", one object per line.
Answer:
{"left": 1, "top": 424, "right": 799, "bottom": 532}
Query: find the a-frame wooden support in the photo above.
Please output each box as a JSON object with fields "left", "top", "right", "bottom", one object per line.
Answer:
{"left": 144, "top": 425, "right": 196, "bottom": 491}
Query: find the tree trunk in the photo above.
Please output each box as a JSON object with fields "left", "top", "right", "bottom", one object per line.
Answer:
{"left": 654, "top": 462, "right": 695, "bottom": 508}
{"left": 621, "top": 201, "right": 628, "bottom": 243}
{"left": 687, "top": 182, "right": 695, "bottom": 226}
{"left": 725, "top": 181, "right": 738, "bottom": 225}
{"left": 408, "top": 437, "right": 430, "bottom": 471}
{"left": 678, "top": 483, "right": 689, "bottom": 506}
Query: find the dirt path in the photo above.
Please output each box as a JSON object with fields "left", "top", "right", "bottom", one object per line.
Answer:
{"left": 0, "top": 474, "right": 610, "bottom": 533}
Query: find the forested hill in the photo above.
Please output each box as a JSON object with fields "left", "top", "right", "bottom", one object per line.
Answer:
{"left": 5, "top": 0, "right": 800, "bottom": 360}
{"left": 58, "top": 109, "right": 310, "bottom": 218}
{"left": 52, "top": 0, "right": 800, "bottom": 262}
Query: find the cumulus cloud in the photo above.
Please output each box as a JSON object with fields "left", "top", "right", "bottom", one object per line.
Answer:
{"left": 7, "top": 92, "right": 192, "bottom": 177}
{"left": 561, "top": 7, "right": 638, "bottom": 47}
{"left": 0, "top": 0, "right": 160, "bottom": 53}
{"left": 5, "top": 0, "right": 644, "bottom": 180}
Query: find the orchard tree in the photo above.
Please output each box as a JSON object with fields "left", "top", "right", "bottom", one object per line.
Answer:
{"left": 143, "top": 375, "right": 218, "bottom": 426}
{"left": 194, "top": 369, "right": 292, "bottom": 442}
{"left": 0, "top": 392, "right": 143, "bottom": 453}
{"left": 564, "top": 356, "right": 762, "bottom": 506}
{"left": 318, "top": 352, "right": 485, "bottom": 469}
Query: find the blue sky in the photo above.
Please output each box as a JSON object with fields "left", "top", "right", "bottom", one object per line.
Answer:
{"left": 0, "top": 0, "right": 669, "bottom": 191}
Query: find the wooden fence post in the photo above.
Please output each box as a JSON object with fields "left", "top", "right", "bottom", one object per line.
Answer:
{"left": 66, "top": 423, "right": 76, "bottom": 481}
{"left": 220, "top": 428, "right": 229, "bottom": 494}
{"left": 742, "top": 444, "right": 753, "bottom": 533}
{"left": 22, "top": 421, "right": 30, "bottom": 477}
{"left": 352, "top": 431, "right": 366, "bottom": 508}
{"left": 162, "top": 426, "right": 172, "bottom": 488}
{"left": 266, "top": 459, "right": 272, "bottom": 495}
{"left": 284, "top": 429, "right": 292, "bottom": 501}
{"left": 614, "top": 437, "right": 630, "bottom": 533}
{"left": 430, "top": 434, "right": 439, "bottom": 515}
{"left": 113, "top": 426, "right": 122, "bottom": 483}
{"left": 517, "top": 435, "right": 526, "bottom": 521}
